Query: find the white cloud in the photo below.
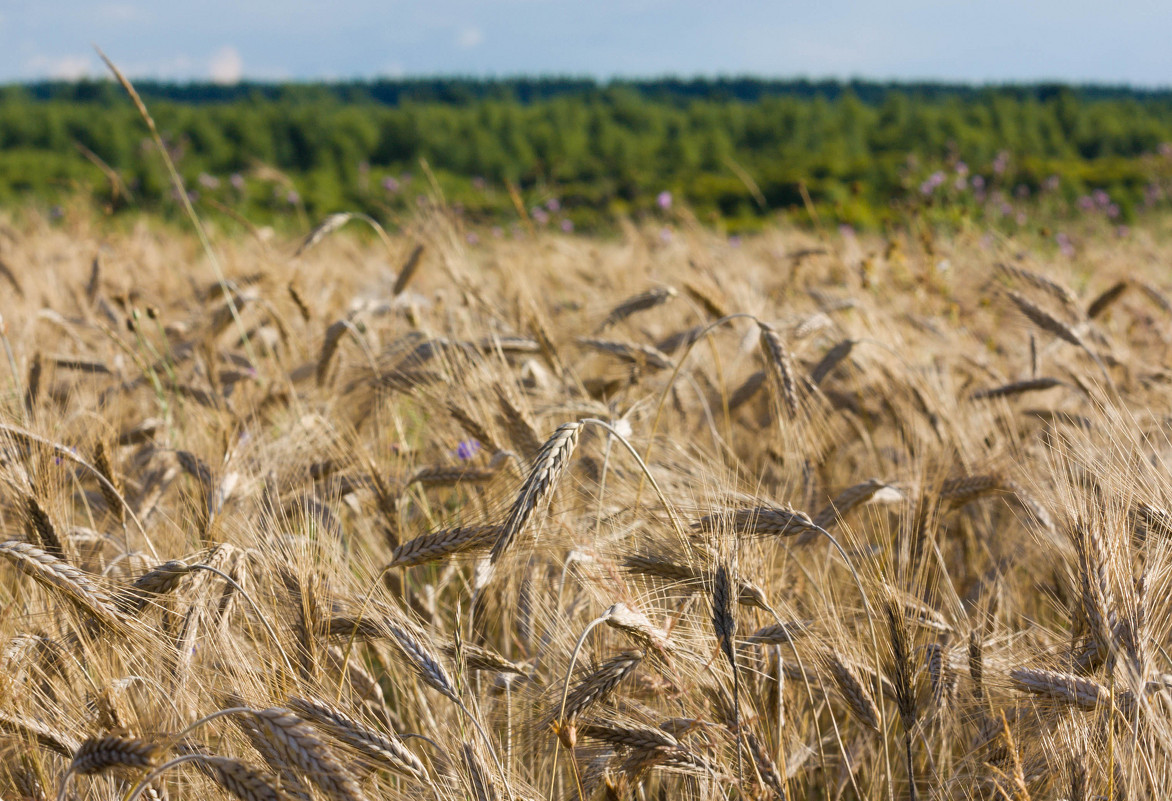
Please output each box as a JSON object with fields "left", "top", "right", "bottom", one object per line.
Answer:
{"left": 456, "top": 26, "right": 484, "bottom": 49}
{"left": 24, "top": 54, "right": 95, "bottom": 80}
{"left": 209, "top": 45, "right": 243, "bottom": 84}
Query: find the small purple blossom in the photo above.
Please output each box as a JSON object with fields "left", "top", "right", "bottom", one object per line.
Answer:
{"left": 1093, "top": 189, "right": 1110, "bottom": 208}
{"left": 1043, "top": 175, "right": 1061, "bottom": 192}
{"left": 1106, "top": 203, "right": 1120, "bottom": 219}
{"left": 972, "top": 175, "right": 986, "bottom": 190}
{"left": 1056, "top": 232, "right": 1075, "bottom": 257}
{"left": 560, "top": 219, "right": 574, "bottom": 233}
{"left": 656, "top": 190, "right": 673, "bottom": 211}
{"left": 546, "top": 197, "right": 560, "bottom": 212}
{"left": 382, "top": 177, "right": 400, "bottom": 194}
{"left": 456, "top": 440, "right": 481, "bottom": 461}
{"left": 920, "top": 171, "right": 946, "bottom": 196}
{"left": 1078, "top": 195, "right": 1095, "bottom": 212}
{"left": 229, "top": 173, "right": 245, "bottom": 191}
{"left": 285, "top": 190, "right": 300, "bottom": 205}
{"left": 992, "top": 151, "right": 1010, "bottom": 175}
{"left": 466, "top": 232, "right": 479, "bottom": 245}
{"left": 532, "top": 208, "right": 550, "bottom": 226}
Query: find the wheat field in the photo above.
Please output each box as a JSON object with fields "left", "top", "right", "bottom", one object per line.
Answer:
{"left": 1, "top": 205, "right": 1171, "bottom": 801}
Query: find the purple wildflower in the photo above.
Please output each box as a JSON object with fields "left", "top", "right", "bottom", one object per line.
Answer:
{"left": 456, "top": 440, "right": 481, "bottom": 461}
{"left": 657, "top": 190, "right": 673, "bottom": 211}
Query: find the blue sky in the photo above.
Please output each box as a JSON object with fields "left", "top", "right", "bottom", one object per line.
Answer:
{"left": 5, "top": 1, "right": 1171, "bottom": 86}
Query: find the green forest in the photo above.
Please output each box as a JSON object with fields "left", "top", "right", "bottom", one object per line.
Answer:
{"left": 5, "top": 77, "right": 1172, "bottom": 231}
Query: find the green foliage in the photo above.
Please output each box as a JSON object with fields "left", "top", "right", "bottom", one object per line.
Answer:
{"left": 5, "top": 77, "right": 1172, "bottom": 230}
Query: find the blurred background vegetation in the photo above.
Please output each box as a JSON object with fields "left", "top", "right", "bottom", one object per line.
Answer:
{"left": 6, "top": 77, "right": 1172, "bottom": 234}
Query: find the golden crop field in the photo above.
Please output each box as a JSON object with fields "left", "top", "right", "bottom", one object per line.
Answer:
{"left": 1, "top": 201, "right": 1171, "bottom": 801}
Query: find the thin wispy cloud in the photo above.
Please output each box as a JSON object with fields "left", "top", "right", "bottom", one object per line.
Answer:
{"left": 1, "top": 1, "right": 1169, "bottom": 85}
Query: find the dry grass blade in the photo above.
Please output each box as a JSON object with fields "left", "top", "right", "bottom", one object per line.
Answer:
{"left": 490, "top": 421, "right": 581, "bottom": 564}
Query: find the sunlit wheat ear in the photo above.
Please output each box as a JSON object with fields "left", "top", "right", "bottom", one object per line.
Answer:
{"left": 494, "top": 384, "right": 542, "bottom": 457}
{"left": 461, "top": 742, "right": 500, "bottom": 801}
{"left": 71, "top": 736, "right": 161, "bottom": 774}
{"left": 727, "top": 369, "right": 766, "bottom": 411}
{"left": 443, "top": 640, "right": 527, "bottom": 675}
{"left": 489, "top": 421, "right": 581, "bottom": 564}
{"left": 757, "top": 320, "right": 799, "bottom": 418}
{"left": 683, "top": 279, "right": 729, "bottom": 319}
{"left": 743, "top": 727, "right": 786, "bottom": 800}
{"left": 92, "top": 440, "right": 125, "bottom": 525}
{"left": 22, "top": 492, "right": 64, "bottom": 559}
{"left": 695, "top": 505, "right": 819, "bottom": 538}
{"left": 576, "top": 337, "right": 675, "bottom": 370}
{"left": 596, "top": 285, "right": 677, "bottom": 332}
{"left": 175, "top": 744, "right": 287, "bottom": 801}
{"left": 826, "top": 654, "right": 881, "bottom": 731}
{"left": 604, "top": 602, "right": 673, "bottom": 655}
{"left": 743, "top": 620, "right": 811, "bottom": 645}
{"left": 286, "top": 696, "right": 428, "bottom": 781}
{"left": 0, "top": 540, "right": 122, "bottom": 628}
{"left": 969, "top": 376, "right": 1066, "bottom": 400}
{"left": 389, "top": 525, "right": 502, "bottom": 568}
{"left": 0, "top": 711, "right": 77, "bottom": 757}
{"left": 996, "top": 262, "right": 1080, "bottom": 315}
{"left": 118, "top": 559, "right": 193, "bottom": 613}
{"left": 316, "top": 319, "right": 350, "bottom": 386}
{"left": 810, "top": 338, "right": 856, "bottom": 385}
{"left": 251, "top": 707, "right": 366, "bottom": 801}
{"left": 384, "top": 621, "right": 459, "bottom": 701}
{"left": 391, "top": 242, "right": 425, "bottom": 296}
{"left": 556, "top": 650, "right": 644, "bottom": 729}
{"left": 811, "top": 478, "right": 890, "bottom": 531}
{"left": 1009, "top": 668, "right": 1113, "bottom": 710}
{"left": 295, "top": 212, "right": 353, "bottom": 256}
{"left": 1006, "top": 290, "right": 1087, "bottom": 349}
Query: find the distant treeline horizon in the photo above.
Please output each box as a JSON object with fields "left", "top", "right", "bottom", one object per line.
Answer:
{"left": 4, "top": 74, "right": 1172, "bottom": 232}
{"left": 11, "top": 75, "right": 1172, "bottom": 106}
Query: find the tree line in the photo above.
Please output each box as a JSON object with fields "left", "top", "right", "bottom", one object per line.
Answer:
{"left": 3, "top": 77, "right": 1172, "bottom": 229}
